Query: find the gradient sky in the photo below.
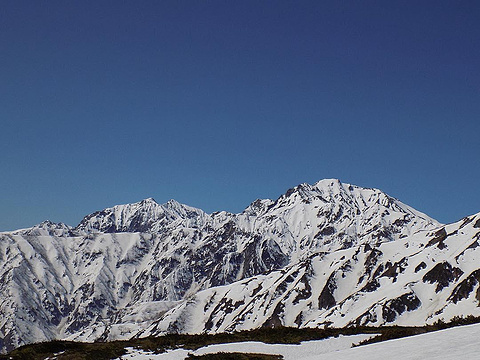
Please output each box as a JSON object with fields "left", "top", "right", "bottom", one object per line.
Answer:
{"left": 1, "top": 1, "right": 479, "bottom": 231}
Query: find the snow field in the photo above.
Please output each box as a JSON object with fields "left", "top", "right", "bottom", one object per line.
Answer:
{"left": 116, "top": 334, "right": 375, "bottom": 359}
{"left": 116, "top": 323, "right": 480, "bottom": 360}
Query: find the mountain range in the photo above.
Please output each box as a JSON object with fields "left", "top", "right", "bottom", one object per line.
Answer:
{"left": 1, "top": 179, "right": 479, "bottom": 353}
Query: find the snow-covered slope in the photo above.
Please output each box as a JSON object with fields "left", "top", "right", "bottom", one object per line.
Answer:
{"left": 116, "top": 334, "right": 375, "bottom": 359}
{"left": 0, "top": 179, "right": 474, "bottom": 353}
{"left": 141, "top": 212, "right": 480, "bottom": 337}
{"left": 115, "top": 323, "right": 480, "bottom": 360}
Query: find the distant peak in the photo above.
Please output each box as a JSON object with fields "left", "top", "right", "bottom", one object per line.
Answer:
{"left": 38, "top": 220, "right": 54, "bottom": 226}
{"left": 314, "top": 178, "right": 343, "bottom": 187}
{"left": 140, "top": 197, "right": 158, "bottom": 204}
{"left": 163, "top": 199, "right": 183, "bottom": 209}
{"left": 36, "top": 220, "right": 70, "bottom": 228}
{"left": 16, "top": 220, "right": 72, "bottom": 236}
{"left": 244, "top": 198, "right": 274, "bottom": 215}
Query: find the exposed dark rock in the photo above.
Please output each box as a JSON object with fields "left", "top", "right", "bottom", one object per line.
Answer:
{"left": 294, "top": 312, "right": 304, "bottom": 327}
{"left": 423, "top": 262, "right": 464, "bottom": 292}
{"left": 261, "top": 240, "right": 288, "bottom": 271}
{"left": 459, "top": 216, "right": 474, "bottom": 229}
{"left": 393, "top": 217, "right": 408, "bottom": 227}
{"left": 427, "top": 228, "right": 448, "bottom": 249}
{"left": 318, "top": 226, "right": 335, "bottom": 236}
{"left": 42, "top": 299, "right": 63, "bottom": 327}
{"left": 273, "top": 274, "right": 296, "bottom": 298}
{"left": 352, "top": 307, "right": 378, "bottom": 326}
{"left": 361, "top": 279, "right": 380, "bottom": 292}
{"left": 318, "top": 273, "right": 337, "bottom": 310}
{"left": 1, "top": 331, "right": 18, "bottom": 353}
{"left": 372, "top": 263, "right": 385, "bottom": 278}
{"left": 262, "top": 302, "right": 284, "bottom": 328}
{"left": 382, "top": 293, "right": 421, "bottom": 323}
{"left": 381, "top": 258, "right": 408, "bottom": 282}
{"left": 292, "top": 274, "right": 312, "bottom": 304}
{"left": 374, "top": 229, "right": 393, "bottom": 241}
{"left": 415, "top": 262, "right": 427, "bottom": 273}
{"left": 468, "top": 241, "right": 480, "bottom": 250}
{"left": 359, "top": 249, "right": 383, "bottom": 284}
{"left": 241, "top": 238, "right": 266, "bottom": 279}
{"left": 204, "top": 298, "right": 246, "bottom": 332}
{"left": 365, "top": 249, "right": 382, "bottom": 270}
{"left": 448, "top": 270, "right": 480, "bottom": 305}
{"left": 239, "top": 234, "right": 288, "bottom": 281}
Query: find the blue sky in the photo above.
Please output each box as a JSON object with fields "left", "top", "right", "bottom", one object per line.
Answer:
{"left": 1, "top": 1, "right": 479, "bottom": 230}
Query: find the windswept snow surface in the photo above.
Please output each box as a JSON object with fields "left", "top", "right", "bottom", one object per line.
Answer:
{"left": 116, "top": 323, "right": 480, "bottom": 359}
{"left": 312, "top": 323, "right": 480, "bottom": 360}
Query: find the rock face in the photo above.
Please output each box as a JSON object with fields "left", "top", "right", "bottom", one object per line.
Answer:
{"left": 1, "top": 179, "right": 478, "bottom": 352}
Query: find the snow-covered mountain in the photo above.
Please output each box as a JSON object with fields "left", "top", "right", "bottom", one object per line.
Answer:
{"left": 74, "top": 198, "right": 209, "bottom": 234}
{"left": 1, "top": 179, "right": 478, "bottom": 353}
{"left": 142, "top": 212, "right": 480, "bottom": 337}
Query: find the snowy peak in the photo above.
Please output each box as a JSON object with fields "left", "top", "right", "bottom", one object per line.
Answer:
{"left": 275, "top": 179, "right": 397, "bottom": 211}
{"left": 249, "top": 179, "right": 440, "bottom": 256}
{"left": 161, "top": 199, "right": 207, "bottom": 222}
{"left": 75, "top": 198, "right": 206, "bottom": 233}
{"left": 242, "top": 198, "right": 275, "bottom": 217}
{"left": 13, "top": 220, "right": 73, "bottom": 237}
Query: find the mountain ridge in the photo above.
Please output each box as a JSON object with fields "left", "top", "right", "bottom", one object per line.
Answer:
{"left": 1, "top": 179, "right": 478, "bottom": 353}
{"left": 9, "top": 179, "right": 440, "bottom": 235}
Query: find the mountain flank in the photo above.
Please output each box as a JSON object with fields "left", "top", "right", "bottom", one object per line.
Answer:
{"left": 0, "top": 179, "right": 479, "bottom": 353}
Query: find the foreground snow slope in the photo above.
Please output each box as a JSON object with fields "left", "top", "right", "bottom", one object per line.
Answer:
{"left": 117, "top": 334, "right": 375, "bottom": 360}
{"left": 312, "top": 323, "right": 480, "bottom": 360}
{"left": 117, "top": 323, "right": 480, "bottom": 360}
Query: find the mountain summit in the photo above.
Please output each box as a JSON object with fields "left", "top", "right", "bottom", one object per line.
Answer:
{"left": 74, "top": 197, "right": 207, "bottom": 234}
{"left": 1, "top": 179, "right": 478, "bottom": 353}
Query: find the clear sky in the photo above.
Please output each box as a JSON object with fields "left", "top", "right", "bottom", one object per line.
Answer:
{"left": 1, "top": 1, "right": 479, "bottom": 231}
